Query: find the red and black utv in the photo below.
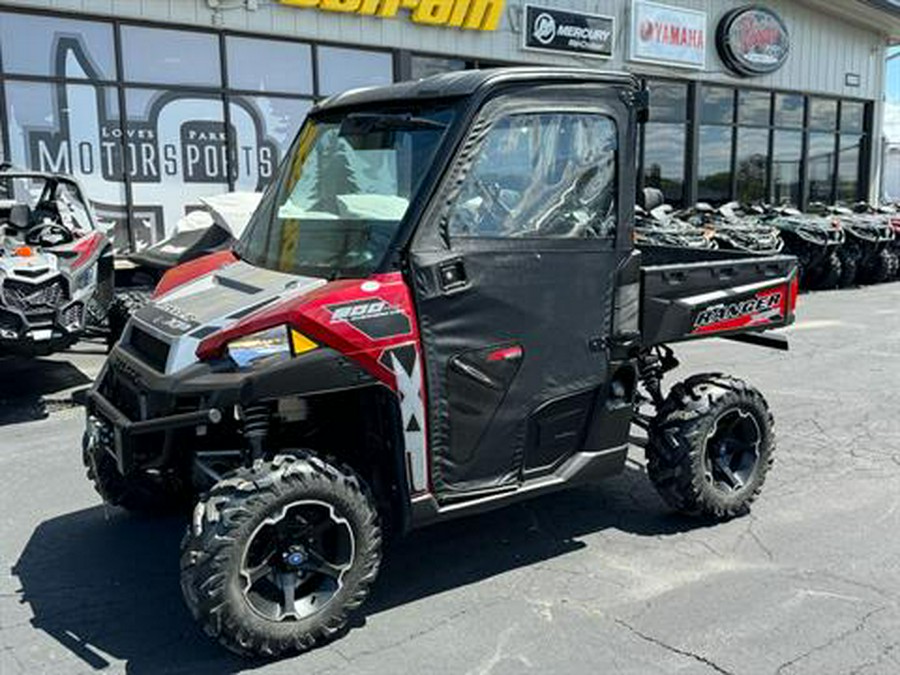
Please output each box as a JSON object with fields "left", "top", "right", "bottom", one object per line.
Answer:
{"left": 83, "top": 69, "right": 799, "bottom": 657}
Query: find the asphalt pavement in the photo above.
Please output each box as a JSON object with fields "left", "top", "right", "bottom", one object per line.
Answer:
{"left": 1, "top": 283, "right": 899, "bottom": 675}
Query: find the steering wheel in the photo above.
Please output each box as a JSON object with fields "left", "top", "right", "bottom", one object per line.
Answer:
{"left": 25, "top": 221, "right": 75, "bottom": 247}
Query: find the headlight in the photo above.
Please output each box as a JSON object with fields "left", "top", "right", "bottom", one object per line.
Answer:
{"left": 226, "top": 325, "right": 317, "bottom": 370}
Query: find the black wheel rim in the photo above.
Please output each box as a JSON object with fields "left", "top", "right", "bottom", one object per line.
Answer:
{"left": 240, "top": 500, "right": 354, "bottom": 622}
{"left": 703, "top": 409, "right": 761, "bottom": 494}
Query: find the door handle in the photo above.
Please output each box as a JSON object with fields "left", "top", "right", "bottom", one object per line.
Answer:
{"left": 438, "top": 258, "right": 468, "bottom": 293}
{"left": 449, "top": 357, "right": 499, "bottom": 389}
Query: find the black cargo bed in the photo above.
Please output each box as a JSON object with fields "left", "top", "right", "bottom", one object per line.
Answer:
{"left": 639, "top": 245, "right": 799, "bottom": 346}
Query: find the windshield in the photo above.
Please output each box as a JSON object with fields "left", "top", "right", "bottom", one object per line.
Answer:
{"left": 0, "top": 176, "right": 96, "bottom": 233}
{"left": 237, "top": 105, "right": 457, "bottom": 277}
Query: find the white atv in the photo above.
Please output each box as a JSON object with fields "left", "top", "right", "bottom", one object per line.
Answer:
{"left": 0, "top": 169, "right": 112, "bottom": 355}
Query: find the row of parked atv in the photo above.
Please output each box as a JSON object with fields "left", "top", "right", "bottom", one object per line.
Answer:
{"left": 635, "top": 188, "right": 900, "bottom": 290}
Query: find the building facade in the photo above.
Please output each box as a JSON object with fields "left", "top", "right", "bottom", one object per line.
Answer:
{"left": 0, "top": 0, "right": 897, "bottom": 251}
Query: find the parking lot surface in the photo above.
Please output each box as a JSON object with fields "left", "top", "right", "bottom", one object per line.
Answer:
{"left": 1, "top": 283, "right": 899, "bottom": 675}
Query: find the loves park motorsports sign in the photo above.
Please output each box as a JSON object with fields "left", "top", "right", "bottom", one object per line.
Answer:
{"left": 630, "top": 0, "right": 707, "bottom": 69}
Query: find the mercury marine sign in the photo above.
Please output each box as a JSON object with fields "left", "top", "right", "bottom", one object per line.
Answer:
{"left": 279, "top": 0, "right": 503, "bottom": 31}
{"left": 523, "top": 5, "right": 614, "bottom": 58}
{"left": 716, "top": 5, "right": 790, "bottom": 76}
{"left": 630, "top": 0, "right": 707, "bottom": 70}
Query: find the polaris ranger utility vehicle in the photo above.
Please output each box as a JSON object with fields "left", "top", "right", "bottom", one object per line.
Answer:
{"left": 0, "top": 169, "right": 112, "bottom": 355}
{"left": 83, "top": 69, "right": 799, "bottom": 658}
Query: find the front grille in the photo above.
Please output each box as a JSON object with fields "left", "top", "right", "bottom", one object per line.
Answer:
{"left": 102, "top": 361, "right": 144, "bottom": 421}
{"left": 3, "top": 277, "right": 68, "bottom": 315}
{"left": 61, "top": 302, "right": 85, "bottom": 329}
{"left": 128, "top": 325, "right": 171, "bottom": 373}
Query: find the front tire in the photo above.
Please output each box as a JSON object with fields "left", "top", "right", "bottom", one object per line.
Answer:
{"left": 180, "top": 453, "right": 381, "bottom": 658}
{"left": 646, "top": 374, "right": 775, "bottom": 519}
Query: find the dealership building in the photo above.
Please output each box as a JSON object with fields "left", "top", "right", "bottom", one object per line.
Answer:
{"left": 0, "top": 0, "right": 898, "bottom": 251}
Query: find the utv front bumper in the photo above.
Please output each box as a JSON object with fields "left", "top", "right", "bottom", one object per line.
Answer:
{"left": 87, "top": 339, "right": 376, "bottom": 475}
{"left": 85, "top": 346, "right": 244, "bottom": 475}
{"left": 86, "top": 388, "right": 222, "bottom": 474}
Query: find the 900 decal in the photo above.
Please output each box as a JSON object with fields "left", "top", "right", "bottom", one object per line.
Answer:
{"left": 327, "top": 298, "right": 413, "bottom": 340}
{"left": 692, "top": 290, "right": 784, "bottom": 334}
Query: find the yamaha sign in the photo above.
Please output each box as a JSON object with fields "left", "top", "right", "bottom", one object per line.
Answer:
{"left": 523, "top": 5, "right": 614, "bottom": 58}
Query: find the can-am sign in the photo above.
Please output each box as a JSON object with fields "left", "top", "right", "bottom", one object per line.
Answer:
{"left": 716, "top": 5, "right": 790, "bottom": 76}
{"left": 279, "top": 0, "right": 503, "bottom": 30}
{"left": 630, "top": 1, "right": 707, "bottom": 70}
{"left": 523, "top": 5, "right": 614, "bottom": 58}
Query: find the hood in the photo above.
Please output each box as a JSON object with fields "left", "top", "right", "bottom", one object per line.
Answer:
{"left": 0, "top": 244, "right": 61, "bottom": 283}
{"left": 130, "top": 259, "right": 326, "bottom": 373}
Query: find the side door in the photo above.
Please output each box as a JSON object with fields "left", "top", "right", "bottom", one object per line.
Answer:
{"left": 409, "top": 86, "right": 635, "bottom": 499}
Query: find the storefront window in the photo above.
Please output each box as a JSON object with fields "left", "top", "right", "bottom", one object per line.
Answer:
{"left": 698, "top": 126, "right": 733, "bottom": 203}
{"left": 226, "top": 37, "right": 313, "bottom": 94}
{"left": 124, "top": 88, "right": 229, "bottom": 250}
{"left": 774, "top": 93, "right": 804, "bottom": 128}
{"left": 227, "top": 97, "right": 310, "bottom": 192}
{"left": 739, "top": 90, "right": 771, "bottom": 126}
{"left": 410, "top": 56, "right": 466, "bottom": 80}
{"left": 809, "top": 98, "right": 838, "bottom": 131}
{"left": 317, "top": 47, "right": 393, "bottom": 97}
{"left": 644, "top": 124, "right": 685, "bottom": 205}
{"left": 772, "top": 130, "right": 802, "bottom": 206}
{"left": 121, "top": 26, "right": 221, "bottom": 87}
{"left": 837, "top": 135, "right": 862, "bottom": 202}
{"left": 701, "top": 86, "right": 735, "bottom": 124}
{"left": 643, "top": 81, "right": 687, "bottom": 205}
{"left": 808, "top": 132, "right": 837, "bottom": 203}
{"left": 0, "top": 12, "right": 116, "bottom": 80}
{"left": 649, "top": 82, "right": 688, "bottom": 122}
{"left": 841, "top": 101, "right": 865, "bottom": 133}
{"left": 736, "top": 127, "right": 769, "bottom": 203}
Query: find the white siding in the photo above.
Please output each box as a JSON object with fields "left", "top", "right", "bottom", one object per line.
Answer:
{"left": 0, "top": 0, "right": 890, "bottom": 99}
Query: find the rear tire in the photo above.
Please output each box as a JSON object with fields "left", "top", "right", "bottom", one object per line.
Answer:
{"left": 646, "top": 374, "right": 775, "bottom": 519}
{"left": 837, "top": 245, "right": 859, "bottom": 288}
{"left": 107, "top": 288, "right": 153, "bottom": 350}
{"left": 859, "top": 249, "right": 895, "bottom": 285}
{"left": 180, "top": 453, "right": 381, "bottom": 658}
{"left": 808, "top": 250, "right": 841, "bottom": 290}
{"left": 83, "top": 430, "right": 192, "bottom": 514}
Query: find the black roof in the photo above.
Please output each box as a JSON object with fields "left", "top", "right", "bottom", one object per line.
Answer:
{"left": 315, "top": 67, "right": 640, "bottom": 112}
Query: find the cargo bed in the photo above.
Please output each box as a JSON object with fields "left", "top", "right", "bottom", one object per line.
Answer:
{"left": 639, "top": 245, "right": 799, "bottom": 346}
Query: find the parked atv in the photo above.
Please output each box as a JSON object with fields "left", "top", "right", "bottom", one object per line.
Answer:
{"left": 0, "top": 169, "right": 112, "bottom": 355}
{"left": 677, "top": 202, "right": 784, "bottom": 254}
{"left": 760, "top": 205, "right": 844, "bottom": 290}
{"left": 108, "top": 192, "right": 261, "bottom": 346}
{"left": 83, "top": 69, "right": 799, "bottom": 658}
{"left": 634, "top": 189, "right": 716, "bottom": 250}
{"left": 820, "top": 204, "right": 897, "bottom": 286}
